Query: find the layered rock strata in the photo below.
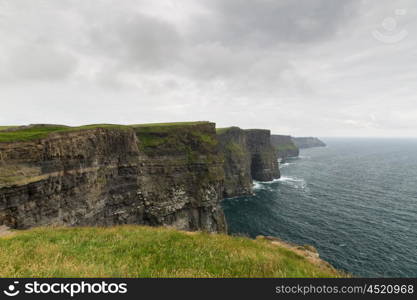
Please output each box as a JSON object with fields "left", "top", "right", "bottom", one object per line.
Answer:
{"left": 0, "top": 123, "right": 226, "bottom": 233}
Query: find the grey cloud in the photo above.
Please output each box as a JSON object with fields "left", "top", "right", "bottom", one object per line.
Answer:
{"left": 87, "top": 11, "right": 183, "bottom": 72}
{"left": 0, "top": 0, "right": 416, "bottom": 137}
{"left": 191, "top": 0, "right": 360, "bottom": 47}
{"left": 6, "top": 43, "right": 77, "bottom": 81}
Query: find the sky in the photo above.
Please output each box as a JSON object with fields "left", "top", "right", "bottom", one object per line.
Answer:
{"left": 0, "top": 0, "right": 416, "bottom": 137}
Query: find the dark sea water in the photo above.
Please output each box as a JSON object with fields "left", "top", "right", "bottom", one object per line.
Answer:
{"left": 222, "top": 138, "right": 417, "bottom": 277}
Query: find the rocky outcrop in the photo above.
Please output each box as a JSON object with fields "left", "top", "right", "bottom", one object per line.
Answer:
{"left": 270, "top": 135, "right": 299, "bottom": 159}
{"left": 0, "top": 123, "right": 226, "bottom": 233}
{"left": 217, "top": 127, "right": 280, "bottom": 197}
{"left": 292, "top": 137, "right": 326, "bottom": 149}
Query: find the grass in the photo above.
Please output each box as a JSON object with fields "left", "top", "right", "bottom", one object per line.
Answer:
{"left": 0, "top": 125, "right": 70, "bottom": 142}
{"left": 216, "top": 127, "right": 233, "bottom": 134}
{"left": 0, "top": 226, "right": 344, "bottom": 278}
{"left": 131, "top": 121, "right": 210, "bottom": 128}
{"left": 0, "top": 124, "right": 130, "bottom": 143}
{"left": 132, "top": 122, "right": 218, "bottom": 158}
{"left": 0, "top": 122, "right": 210, "bottom": 143}
{"left": 0, "top": 126, "right": 18, "bottom": 131}
{"left": 274, "top": 144, "right": 298, "bottom": 152}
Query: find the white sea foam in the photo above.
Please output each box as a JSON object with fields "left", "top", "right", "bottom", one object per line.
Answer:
{"left": 280, "top": 162, "right": 295, "bottom": 168}
{"left": 252, "top": 180, "right": 279, "bottom": 191}
{"left": 252, "top": 181, "right": 263, "bottom": 190}
{"left": 252, "top": 181, "right": 272, "bottom": 190}
{"left": 278, "top": 176, "right": 303, "bottom": 182}
{"left": 253, "top": 176, "right": 307, "bottom": 190}
{"left": 277, "top": 176, "right": 307, "bottom": 189}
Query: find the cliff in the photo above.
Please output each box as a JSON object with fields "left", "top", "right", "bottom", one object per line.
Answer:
{"left": 292, "top": 137, "right": 326, "bottom": 149}
{"left": 216, "top": 127, "right": 252, "bottom": 197}
{"left": 0, "top": 123, "right": 226, "bottom": 233}
{"left": 245, "top": 129, "right": 280, "bottom": 181}
{"left": 217, "top": 127, "right": 280, "bottom": 197}
{"left": 270, "top": 134, "right": 299, "bottom": 160}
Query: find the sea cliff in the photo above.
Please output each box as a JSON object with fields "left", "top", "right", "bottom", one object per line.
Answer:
{"left": 216, "top": 127, "right": 252, "bottom": 198}
{"left": 0, "top": 122, "right": 283, "bottom": 232}
{"left": 270, "top": 134, "right": 300, "bottom": 160}
{"left": 217, "top": 127, "right": 280, "bottom": 198}
{"left": 292, "top": 137, "right": 326, "bottom": 149}
{"left": 0, "top": 123, "right": 226, "bottom": 232}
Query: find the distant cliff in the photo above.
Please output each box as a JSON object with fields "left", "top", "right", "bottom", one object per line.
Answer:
{"left": 0, "top": 122, "right": 226, "bottom": 233}
{"left": 270, "top": 135, "right": 299, "bottom": 159}
{"left": 292, "top": 137, "right": 326, "bottom": 149}
{"left": 245, "top": 129, "right": 280, "bottom": 181}
{"left": 217, "top": 127, "right": 280, "bottom": 198}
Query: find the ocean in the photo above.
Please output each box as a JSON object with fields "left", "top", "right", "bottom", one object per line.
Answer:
{"left": 222, "top": 138, "right": 417, "bottom": 277}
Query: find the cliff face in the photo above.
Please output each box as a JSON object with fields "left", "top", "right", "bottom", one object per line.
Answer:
{"left": 0, "top": 123, "right": 226, "bottom": 233}
{"left": 245, "top": 129, "right": 280, "bottom": 182}
{"left": 217, "top": 127, "right": 280, "bottom": 197}
{"left": 270, "top": 135, "right": 299, "bottom": 159}
{"left": 216, "top": 127, "right": 252, "bottom": 198}
{"left": 292, "top": 137, "right": 326, "bottom": 149}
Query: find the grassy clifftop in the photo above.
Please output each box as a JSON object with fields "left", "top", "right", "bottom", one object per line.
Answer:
{"left": 0, "top": 226, "right": 344, "bottom": 278}
{"left": 0, "top": 122, "right": 210, "bottom": 143}
{"left": 273, "top": 143, "right": 298, "bottom": 152}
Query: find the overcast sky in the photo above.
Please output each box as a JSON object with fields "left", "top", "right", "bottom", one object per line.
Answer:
{"left": 0, "top": 0, "right": 416, "bottom": 137}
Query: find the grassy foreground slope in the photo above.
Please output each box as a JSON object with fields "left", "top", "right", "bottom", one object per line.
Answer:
{"left": 0, "top": 226, "right": 343, "bottom": 278}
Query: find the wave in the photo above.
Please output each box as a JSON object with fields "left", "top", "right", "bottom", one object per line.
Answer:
{"left": 253, "top": 181, "right": 274, "bottom": 191}
{"left": 252, "top": 181, "right": 263, "bottom": 190}
{"left": 277, "top": 176, "right": 307, "bottom": 189}
{"left": 252, "top": 176, "right": 307, "bottom": 190}
{"left": 278, "top": 176, "right": 303, "bottom": 182}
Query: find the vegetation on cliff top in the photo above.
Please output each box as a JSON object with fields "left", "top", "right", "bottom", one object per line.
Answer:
{"left": 0, "top": 124, "right": 128, "bottom": 142}
{"left": 0, "top": 226, "right": 344, "bottom": 278}
{"left": 216, "top": 127, "right": 233, "bottom": 134}
{"left": 132, "top": 122, "right": 218, "bottom": 159}
{"left": 131, "top": 121, "right": 210, "bottom": 127}
{"left": 0, "top": 122, "right": 211, "bottom": 143}
{"left": 0, "top": 126, "right": 17, "bottom": 131}
{"left": 273, "top": 143, "right": 298, "bottom": 152}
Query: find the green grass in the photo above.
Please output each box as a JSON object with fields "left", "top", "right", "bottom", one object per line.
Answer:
{"left": 274, "top": 143, "right": 298, "bottom": 152}
{"left": 0, "top": 122, "right": 210, "bottom": 143}
{"left": 0, "top": 124, "right": 132, "bottom": 143}
{"left": 0, "top": 126, "right": 18, "bottom": 131}
{"left": 132, "top": 122, "right": 218, "bottom": 159}
{"left": 216, "top": 127, "right": 232, "bottom": 134}
{"left": 0, "top": 226, "right": 344, "bottom": 278}
{"left": 0, "top": 125, "right": 70, "bottom": 142}
{"left": 131, "top": 121, "right": 210, "bottom": 128}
